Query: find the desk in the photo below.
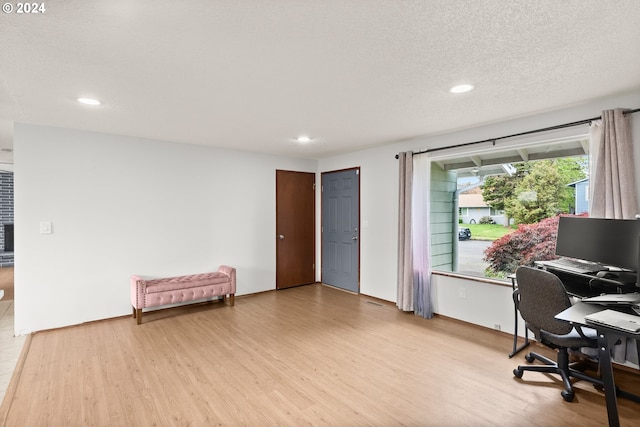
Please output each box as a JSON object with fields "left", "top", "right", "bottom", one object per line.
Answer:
{"left": 508, "top": 260, "right": 634, "bottom": 358}
{"left": 508, "top": 274, "right": 530, "bottom": 358}
{"left": 535, "top": 261, "right": 638, "bottom": 298}
{"left": 556, "top": 302, "right": 640, "bottom": 427}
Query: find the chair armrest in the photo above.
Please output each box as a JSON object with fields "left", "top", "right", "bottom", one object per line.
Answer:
{"left": 512, "top": 288, "right": 520, "bottom": 307}
{"left": 574, "top": 324, "right": 594, "bottom": 341}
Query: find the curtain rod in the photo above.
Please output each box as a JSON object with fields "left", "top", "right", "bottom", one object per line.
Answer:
{"left": 395, "top": 107, "right": 640, "bottom": 159}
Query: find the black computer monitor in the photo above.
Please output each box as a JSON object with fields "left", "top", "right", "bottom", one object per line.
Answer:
{"left": 555, "top": 216, "right": 640, "bottom": 274}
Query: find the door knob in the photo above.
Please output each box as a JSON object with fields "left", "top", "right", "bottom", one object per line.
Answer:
{"left": 352, "top": 236, "right": 358, "bottom": 240}
{"left": 279, "top": 235, "right": 285, "bottom": 240}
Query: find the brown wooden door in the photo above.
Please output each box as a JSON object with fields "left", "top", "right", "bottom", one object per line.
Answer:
{"left": 276, "top": 170, "right": 316, "bottom": 289}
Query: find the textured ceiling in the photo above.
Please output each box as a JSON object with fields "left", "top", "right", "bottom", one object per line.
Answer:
{"left": 1, "top": 0, "right": 639, "bottom": 164}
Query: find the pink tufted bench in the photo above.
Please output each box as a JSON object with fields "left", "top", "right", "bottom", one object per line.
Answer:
{"left": 130, "top": 265, "right": 235, "bottom": 324}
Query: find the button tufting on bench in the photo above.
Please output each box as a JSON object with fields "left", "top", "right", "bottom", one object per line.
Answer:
{"left": 130, "top": 265, "right": 236, "bottom": 324}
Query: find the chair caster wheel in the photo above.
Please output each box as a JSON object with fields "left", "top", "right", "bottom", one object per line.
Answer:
{"left": 513, "top": 368, "right": 523, "bottom": 378}
{"left": 561, "top": 390, "right": 574, "bottom": 402}
{"left": 525, "top": 353, "right": 535, "bottom": 363}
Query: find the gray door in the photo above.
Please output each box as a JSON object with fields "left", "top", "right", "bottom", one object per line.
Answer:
{"left": 321, "top": 168, "right": 360, "bottom": 292}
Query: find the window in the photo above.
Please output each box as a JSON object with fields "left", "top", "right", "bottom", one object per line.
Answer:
{"left": 429, "top": 134, "right": 590, "bottom": 279}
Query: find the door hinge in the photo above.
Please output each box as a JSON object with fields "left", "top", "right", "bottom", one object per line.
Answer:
{"left": 313, "top": 183, "right": 316, "bottom": 190}
{"left": 312, "top": 264, "right": 315, "bottom": 270}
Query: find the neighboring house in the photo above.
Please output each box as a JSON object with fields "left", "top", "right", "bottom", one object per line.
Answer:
{"left": 568, "top": 178, "right": 589, "bottom": 214}
{"left": 458, "top": 190, "right": 506, "bottom": 225}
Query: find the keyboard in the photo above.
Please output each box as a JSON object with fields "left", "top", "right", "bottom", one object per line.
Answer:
{"left": 541, "top": 258, "right": 605, "bottom": 274}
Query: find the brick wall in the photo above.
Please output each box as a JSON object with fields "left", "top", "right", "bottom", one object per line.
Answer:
{"left": 0, "top": 172, "right": 14, "bottom": 253}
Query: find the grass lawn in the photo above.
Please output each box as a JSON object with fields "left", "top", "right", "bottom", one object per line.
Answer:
{"left": 463, "top": 223, "right": 515, "bottom": 240}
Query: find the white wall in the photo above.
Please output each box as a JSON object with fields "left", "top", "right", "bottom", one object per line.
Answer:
{"left": 13, "top": 90, "right": 640, "bottom": 335}
{"left": 431, "top": 274, "right": 516, "bottom": 333}
{"left": 13, "top": 124, "right": 316, "bottom": 334}
{"left": 316, "top": 143, "right": 401, "bottom": 302}
{"left": 318, "top": 90, "right": 640, "bottom": 329}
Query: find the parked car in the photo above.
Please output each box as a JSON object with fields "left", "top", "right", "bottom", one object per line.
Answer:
{"left": 458, "top": 227, "right": 471, "bottom": 240}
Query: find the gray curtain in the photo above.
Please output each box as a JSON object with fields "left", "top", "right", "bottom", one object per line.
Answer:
{"left": 590, "top": 108, "right": 639, "bottom": 219}
{"left": 397, "top": 152, "right": 433, "bottom": 318}
{"left": 412, "top": 154, "right": 433, "bottom": 319}
{"left": 588, "top": 108, "right": 639, "bottom": 366}
{"left": 397, "top": 152, "right": 413, "bottom": 311}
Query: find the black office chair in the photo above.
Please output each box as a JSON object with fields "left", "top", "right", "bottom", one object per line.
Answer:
{"left": 512, "top": 266, "right": 603, "bottom": 402}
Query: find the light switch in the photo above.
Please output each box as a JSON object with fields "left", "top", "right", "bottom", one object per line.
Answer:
{"left": 40, "top": 221, "right": 52, "bottom": 234}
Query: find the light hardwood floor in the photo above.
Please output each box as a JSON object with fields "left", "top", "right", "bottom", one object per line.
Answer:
{"left": 1, "top": 283, "right": 639, "bottom": 427}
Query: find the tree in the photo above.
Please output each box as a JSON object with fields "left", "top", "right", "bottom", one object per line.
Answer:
{"left": 482, "top": 158, "right": 587, "bottom": 226}
{"left": 481, "top": 175, "right": 515, "bottom": 211}
{"left": 507, "top": 160, "right": 565, "bottom": 224}
{"left": 484, "top": 215, "right": 560, "bottom": 275}
{"left": 554, "top": 157, "right": 587, "bottom": 213}
{"left": 481, "top": 162, "right": 531, "bottom": 227}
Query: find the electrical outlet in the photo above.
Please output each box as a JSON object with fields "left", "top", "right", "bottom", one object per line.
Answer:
{"left": 458, "top": 288, "right": 466, "bottom": 299}
{"left": 494, "top": 324, "right": 502, "bottom": 331}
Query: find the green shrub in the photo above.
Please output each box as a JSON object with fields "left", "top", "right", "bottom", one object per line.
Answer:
{"left": 479, "top": 216, "right": 495, "bottom": 224}
{"left": 483, "top": 215, "right": 561, "bottom": 275}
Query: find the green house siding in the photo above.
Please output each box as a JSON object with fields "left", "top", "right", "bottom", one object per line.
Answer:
{"left": 430, "top": 163, "right": 457, "bottom": 271}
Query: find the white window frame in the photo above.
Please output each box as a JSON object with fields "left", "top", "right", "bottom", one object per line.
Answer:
{"left": 430, "top": 129, "right": 590, "bottom": 280}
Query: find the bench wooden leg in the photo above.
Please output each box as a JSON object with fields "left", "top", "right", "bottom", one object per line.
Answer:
{"left": 135, "top": 308, "right": 142, "bottom": 325}
{"left": 229, "top": 294, "right": 235, "bottom": 306}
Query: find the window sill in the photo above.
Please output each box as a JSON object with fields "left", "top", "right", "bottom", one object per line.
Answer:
{"left": 432, "top": 270, "right": 512, "bottom": 288}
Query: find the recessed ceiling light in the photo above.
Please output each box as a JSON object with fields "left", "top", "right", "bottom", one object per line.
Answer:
{"left": 295, "top": 136, "right": 312, "bottom": 143}
{"left": 77, "top": 97, "right": 101, "bottom": 106}
{"left": 449, "top": 84, "right": 475, "bottom": 94}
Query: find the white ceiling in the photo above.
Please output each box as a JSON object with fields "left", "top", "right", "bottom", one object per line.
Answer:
{"left": 1, "top": 0, "right": 639, "bottom": 164}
